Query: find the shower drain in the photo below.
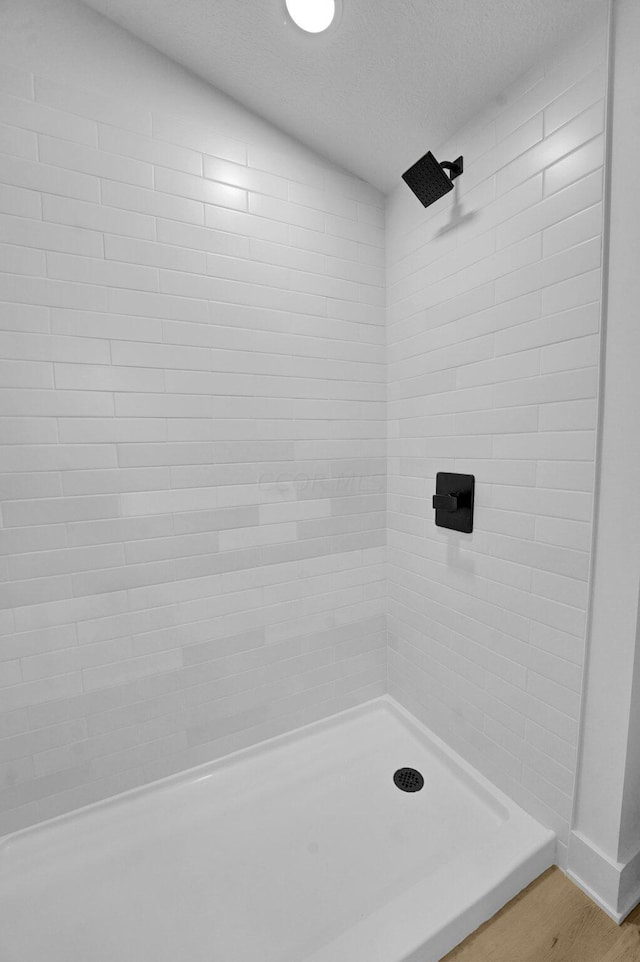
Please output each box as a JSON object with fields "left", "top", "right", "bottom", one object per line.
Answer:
{"left": 393, "top": 767, "right": 424, "bottom": 793}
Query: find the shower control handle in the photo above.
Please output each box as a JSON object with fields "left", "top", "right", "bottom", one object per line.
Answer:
{"left": 433, "top": 473, "right": 475, "bottom": 533}
{"left": 432, "top": 493, "right": 459, "bottom": 512}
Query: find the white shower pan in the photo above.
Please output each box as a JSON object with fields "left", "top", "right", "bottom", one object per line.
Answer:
{"left": 0, "top": 697, "right": 554, "bottom": 962}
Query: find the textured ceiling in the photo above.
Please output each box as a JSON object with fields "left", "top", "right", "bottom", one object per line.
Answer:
{"left": 81, "top": 0, "right": 606, "bottom": 191}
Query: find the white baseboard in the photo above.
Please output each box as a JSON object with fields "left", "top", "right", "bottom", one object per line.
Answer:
{"left": 567, "top": 830, "right": 640, "bottom": 923}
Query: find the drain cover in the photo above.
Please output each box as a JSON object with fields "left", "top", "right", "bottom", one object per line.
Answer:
{"left": 393, "top": 767, "right": 424, "bottom": 793}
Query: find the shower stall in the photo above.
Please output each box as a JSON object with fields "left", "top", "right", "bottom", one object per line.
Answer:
{"left": 0, "top": 0, "right": 638, "bottom": 957}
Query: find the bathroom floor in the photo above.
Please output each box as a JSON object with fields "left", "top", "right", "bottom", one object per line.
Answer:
{"left": 444, "top": 867, "right": 640, "bottom": 962}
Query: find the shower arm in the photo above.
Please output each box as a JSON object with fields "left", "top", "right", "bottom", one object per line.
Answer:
{"left": 439, "top": 156, "right": 464, "bottom": 182}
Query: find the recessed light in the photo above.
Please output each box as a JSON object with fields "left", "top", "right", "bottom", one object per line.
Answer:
{"left": 284, "top": 0, "right": 340, "bottom": 34}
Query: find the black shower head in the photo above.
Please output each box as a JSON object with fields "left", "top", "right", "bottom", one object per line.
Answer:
{"left": 402, "top": 151, "right": 463, "bottom": 208}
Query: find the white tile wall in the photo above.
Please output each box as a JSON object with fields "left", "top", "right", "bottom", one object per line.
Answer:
{"left": 386, "top": 19, "right": 608, "bottom": 858}
{"left": 0, "top": 0, "right": 611, "bottom": 858}
{"left": 0, "top": 48, "right": 386, "bottom": 831}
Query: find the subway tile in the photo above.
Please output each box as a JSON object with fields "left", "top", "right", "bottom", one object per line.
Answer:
{"left": 0, "top": 92, "right": 97, "bottom": 146}
{"left": 13, "top": 590, "right": 129, "bottom": 635}
{"left": 532, "top": 568, "right": 588, "bottom": 610}
{"left": 205, "top": 205, "right": 289, "bottom": 244}
{"left": 0, "top": 153, "right": 99, "bottom": 202}
{"left": 0, "top": 122, "right": 38, "bottom": 160}
{"left": 71, "top": 559, "right": 176, "bottom": 598}
{"left": 249, "top": 193, "right": 323, "bottom": 232}
{"left": 492, "top": 367, "right": 598, "bottom": 408}
{"left": 0, "top": 359, "right": 52, "bottom": 388}
{"left": 10, "top": 542, "right": 122, "bottom": 583}
{"left": 544, "top": 65, "right": 607, "bottom": 136}
{"left": 0, "top": 660, "right": 21, "bottom": 689}
{"left": 34, "top": 77, "right": 151, "bottom": 134}
{"left": 42, "top": 193, "right": 156, "bottom": 241}
{"left": 0, "top": 416, "right": 57, "bottom": 444}
{"left": 107, "top": 287, "right": 209, "bottom": 323}
{"left": 289, "top": 181, "right": 358, "bottom": 219}
{"left": 3, "top": 493, "right": 120, "bottom": 527}
{"left": 540, "top": 333, "right": 600, "bottom": 373}
{"left": 497, "top": 169, "right": 602, "bottom": 250}
{"left": 536, "top": 460, "right": 595, "bottom": 494}
{"left": 456, "top": 348, "right": 540, "bottom": 388}
{"left": 544, "top": 135, "right": 604, "bottom": 197}
{"left": 535, "top": 515, "right": 591, "bottom": 552}
{"left": 120, "top": 487, "right": 218, "bottom": 517}
{"left": 538, "top": 398, "right": 597, "bottom": 435}
{"left": 156, "top": 218, "right": 250, "bottom": 258}
{"left": 0, "top": 273, "right": 107, "bottom": 312}
{"left": 0, "top": 573, "right": 74, "bottom": 610}
{"left": 102, "top": 179, "right": 204, "bottom": 225}
{"left": 82, "top": 651, "right": 182, "bottom": 693}
{"left": 50, "top": 308, "right": 163, "bottom": 343}
{"left": 62, "top": 466, "right": 169, "bottom": 495}
{"left": 112, "top": 339, "right": 209, "bottom": 370}
{"left": 67, "top": 516, "right": 174, "bottom": 549}
{"left": 204, "top": 156, "right": 287, "bottom": 199}
{"left": 54, "top": 362, "right": 165, "bottom": 393}
{"left": 0, "top": 212, "right": 103, "bottom": 258}
{"left": 0, "top": 387, "right": 114, "bottom": 418}
{"left": 22, "top": 637, "right": 131, "bottom": 684}
{"left": 495, "top": 300, "right": 599, "bottom": 356}
{"left": 2, "top": 520, "right": 67, "bottom": 555}
{"left": 524, "top": 719, "right": 577, "bottom": 776}
{"left": 104, "top": 234, "right": 206, "bottom": 275}
{"left": 152, "top": 112, "right": 245, "bottom": 164}
{"left": 0, "top": 183, "right": 42, "bottom": 220}
{"left": 497, "top": 101, "right": 605, "bottom": 196}
{"left": 155, "top": 166, "right": 247, "bottom": 210}
{"left": 47, "top": 251, "right": 158, "bottom": 292}
{"left": 542, "top": 202, "right": 602, "bottom": 257}
{"left": 0, "top": 329, "right": 109, "bottom": 364}
{"left": 495, "top": 236, "right": 601, "bottom": 303}
{"left": 98, "top": 124, "right": 202, "bottom": 175}
{"left": 0, "top": 672, "right": 82, "bottom": 712}
{"left": 39, "top": 135, "right": 153, "bottom": 188}
{"left": 542, "top": 267, "right": 601, "bottom": 316}
{"left": 0, "top": 303, "right": 49, "bottom": 335}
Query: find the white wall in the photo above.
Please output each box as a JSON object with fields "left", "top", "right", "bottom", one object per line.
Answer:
{"left": 568, "top": 0, "right": 640, "bottom": 921}
{"left": 386, "top": 13, "right": 609, "bottom": 861}
{"left": 0, "top": 0, "right": 386, "bottom": 834}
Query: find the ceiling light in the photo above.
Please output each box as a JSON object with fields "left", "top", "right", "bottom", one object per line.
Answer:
{"left": 284, "top": 0, "right": 339, "bottom": 34}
